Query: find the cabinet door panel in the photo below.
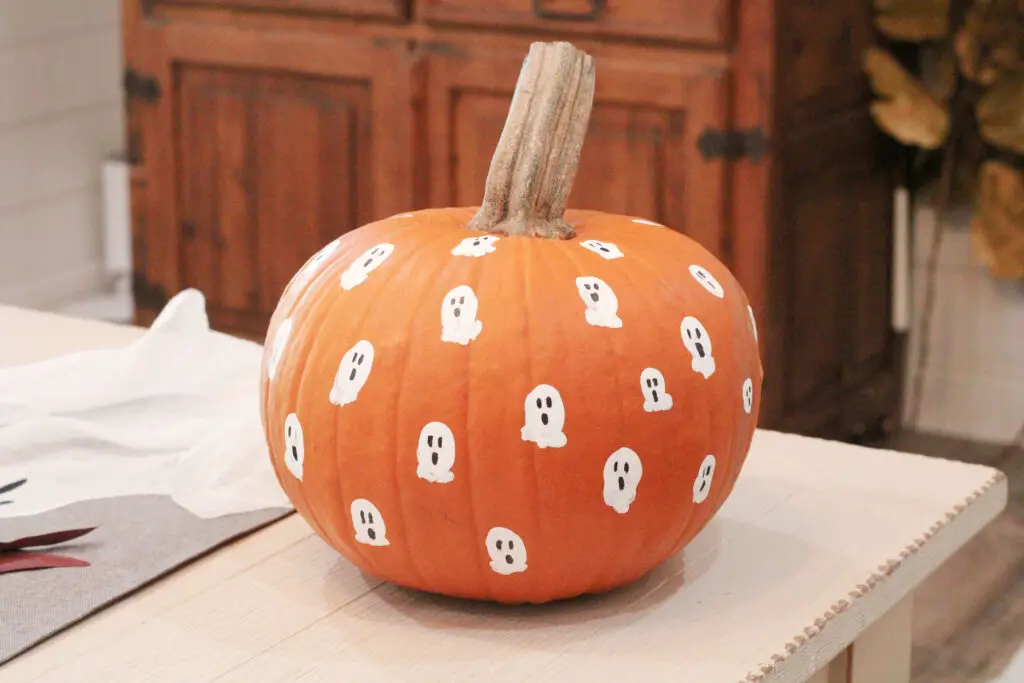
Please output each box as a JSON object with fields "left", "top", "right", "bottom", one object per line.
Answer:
{"left": 177, "top": 68, "right": 374, "bottom": 321}
{"left": 133, "top": 24, "right": 413, "bottom": 338}
{"left": 424, "top": 38, "right": 731, "bottom": 258}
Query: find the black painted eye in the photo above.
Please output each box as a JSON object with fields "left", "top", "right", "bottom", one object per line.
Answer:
{"left": 450, "top": 298, "right": 456, "bottom": 305}
{"left": 593, "top": 283, "right": 600, "bottom": 290}
{"left": 536, "top": 398, "right": 543, "bottom": 409}
{"left": 653, "top": 378, "right": 659, "bottom": 387}
{"left": 357, "top": 353, "right": 365, "bottom": 364}
{"left": 613, "top": 461, "right": 618, "bottom": 472}
{"left": 624, "top": 462, "right": 630, "bottom": 474}
{"left": 695, "top": 329, "right": 702, "bottom": 339}
{"left": 584, "top": 283, "right": 591, "bottom": 290}
{"left": 508, "top": 540, "right": 514, "bottom": 550}
{"left": 352, "top": 352, "right": 358, "bottom": 361}
{"left": 496, "top": 539, "right": 503, "bottom": 550}
{"left": 459, "top": 296, "right": 465, "bottom": 304}
{"left": 437, "top": 436, "right": 443, "bottom": 448}
{"left": 427, "top": 435, "right": 434, "bottom": 447}
{"left": 646, "top": 378, "right": 652, "bottom": 388}
{"left": 686, "top": 329, "right": 692, "bottom": 339}
{"left": 360, "top": 510, "right": 366, "bottom": 524}
{"left": 545, "top": 396, "right": 552, "bottom": 408}
{"left": 287, "top": 425, "right": 292, "bottom": 436}
{"left": 368, "top": 512, "right": 375, "bottom": 524}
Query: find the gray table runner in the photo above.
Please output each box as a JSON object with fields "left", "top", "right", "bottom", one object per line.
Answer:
{"left": 0, "top": 495, "right": 291, "bottom": 664}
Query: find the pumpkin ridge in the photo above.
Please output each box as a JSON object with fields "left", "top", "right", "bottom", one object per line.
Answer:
{"left": 340, "top": 222, "right": 462, "bottom": 583}
{"left": 379, "top": 224, "right": 475, "bottom": 593}
{"left": 618, "top": 239, "right": 705, "bottom": 560}
{"left": 312, "top": 219, "right": 426, "bottom": 574}
{"left": 549, "top": 234, "right": 635, "bottom": 594}
{"left": 459, "top": 247, "right": 500, "bottom": 598}
{"left": 264, "top": 244, "right": 355, "bottom": 547}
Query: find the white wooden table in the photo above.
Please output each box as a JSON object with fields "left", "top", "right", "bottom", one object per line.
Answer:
{"left": 0, "top": 305, "right": 1008, "bottom": 683}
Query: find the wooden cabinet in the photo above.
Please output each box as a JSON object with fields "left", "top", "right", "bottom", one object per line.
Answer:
{"left": 122, "top": 0, "right": 902, "bottom": 440}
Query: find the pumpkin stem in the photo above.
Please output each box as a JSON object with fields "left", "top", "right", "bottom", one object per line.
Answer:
{"left": 467, "top": 41, "right": 595, "bottom": 239}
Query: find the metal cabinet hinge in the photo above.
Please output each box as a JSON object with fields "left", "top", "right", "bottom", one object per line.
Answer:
{"left": 124, "top": 68, "right": 161, "bottom": 103}
{"left": 697, "top": 126, "right": 769, "bottom": 163}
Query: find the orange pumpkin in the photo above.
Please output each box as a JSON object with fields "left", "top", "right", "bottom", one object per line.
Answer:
{"left": 260, "top": 41, "right": 762, "bottom": 604}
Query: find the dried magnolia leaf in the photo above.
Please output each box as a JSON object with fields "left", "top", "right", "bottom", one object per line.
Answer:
{"left": 864, "top": 46, "right": 951, "bottom": 147}
{"left": 874, "top": 0, "right": 949, "bottom": 40}
{"left": 977, "top": 75, "right": 1024, "bottom": 153}
{"left": 956, "top": 0, "right": 1024, "bottom": 84}
{"left": 971, "top": 160, "right": 1024, "bottom": 280}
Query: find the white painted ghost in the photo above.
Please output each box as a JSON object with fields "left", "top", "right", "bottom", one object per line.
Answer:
{"left": 742, "top": 377, "right": 754, "bottom": 415}
{"left": 267, "top": 317, "right": 293, "bottom": 382}
{"left": 693, "top": 454, "right": 716, "bottom": 504}
{"left": 681, "top": 316, "right": 716, "bottom": 379}
{"left": 283, "top": 413, "right": 305, "bottom": 481}
{"left": 329, "top": 340, "right": 374, "bottom": 406}
{"left": 340, "top": 243, "right": 394, "bottom": 290}
{"left": 521, "top": 384, "right": 567, "bottom": 449}
{"left": 603, "top": 447, "right": 643, "bottom": 514}
{"left": 416, "top": 421, "right": 455, "bottom": 483}
{"left": 351, "top": 498, "right": 390, "bottom": 546}
{"left": 640, "top": 367, "right": 673, "bottom": 412}
{"left": 485, "top": 526, "right": 528, "bottom": 575}
{"left": 689, "top": 264, "right": 725, "bottom": 298}
{"left": 289, "top": 239, "right": 339, "bottom": 293}
{"left": 580, "top": 239, "right": 624, "bottom": 260}
{"left": 440, "top": 285, "right": 483, "bottom": 345}
{"left": 451, "top": 234, "right": 499, "bottom": 257}
{"left": 575, "top": 276, "right": 623, "bottom": 329}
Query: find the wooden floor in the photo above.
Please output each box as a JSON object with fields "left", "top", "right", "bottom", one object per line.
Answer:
{"left": 880, "top": 432, "right": 1023, "bottom": 683}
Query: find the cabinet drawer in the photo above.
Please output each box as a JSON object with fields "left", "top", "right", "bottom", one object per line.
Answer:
{"left": 422, "top": 0, "right": 731, "bottom": 47}
{"left": 155, "top": 0, "right": 409, "bottom": 22}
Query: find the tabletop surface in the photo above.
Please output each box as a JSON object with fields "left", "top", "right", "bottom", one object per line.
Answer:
{"left": 0, "top": 304, "right": 1009, "bottom": 683}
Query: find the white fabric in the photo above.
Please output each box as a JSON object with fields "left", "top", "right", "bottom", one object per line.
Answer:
{"left": 0, "top": 289, "right": 293, "bottom": 519}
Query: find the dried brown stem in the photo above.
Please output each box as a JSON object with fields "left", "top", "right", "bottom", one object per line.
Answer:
{"left": 467, "top": 41, "right": 596, "bottom": 239}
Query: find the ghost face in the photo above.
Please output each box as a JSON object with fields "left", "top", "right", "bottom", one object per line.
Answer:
{"left": 639, "top": 367, "right": 673, "bottom": 412}
{"left": 340, "top": 243, "right": 394, "bottom": 290}
{"left": 520, "top": 384, "right": 567, "bottom": 449}
{"left": 603, "top": 447, "right": 643, "bottom": 514}
{"left": 689, "top": 264, "right": 725, "bottom": 298}
{"left": 742, "top": 377, "right": 754, "bottom": 415}
{"left": 693, "top": 455, "right": 716, "bottom": 504}
{"left": 681, "top": 316, "right": 716, "bottom": 379}
{"left": 575, "top": 276, "right": 623, "bottom": 329}
{"left": 748, "top": 305, "right": 758, "bottom": 342}
{"left": 416, "top": 421, "right": 456, "bottom": 483}
{"left": 580, "top": 239, "right": 624, "bottom": 260}
{"left": 485, "top": 526, "right": 528, "bottom": 575}
{"left": 451, "top": 234, "right": 499, "bottom": 257}
{"left": 283, "top": 413, "right": 305, "bottom": 481}
{"left": 351, "top": 498, "right": 390, "bottom": 546}
{"left": 329, "top": 340, "right": 374, "bottom": 406}
{"left": 267, "top": 317, "right": 293, "bottom": 382}
{"left": 440, "top": 285, "right": 483, "bottom": 345}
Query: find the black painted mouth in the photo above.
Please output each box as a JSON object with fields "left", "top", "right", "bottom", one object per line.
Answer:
{"left": 505, "top": 554, "right": 514, "bottom": 564}
{"left": 590, "top": 293, "right": 599, "bottom": 302}
{"left": 541, "top": 413, "right": 549, "bottom": 426}
{"left": 696, "top": 344, "right": 705, "bottom": 358}
{"left": 368, "top": 528, "right": 377, "bottom": 540}
{"left": 618, "top": 476, "right": 625, "bottom": 491}
{"left": 652, "top": 390, "right": 659, "bottom": 402}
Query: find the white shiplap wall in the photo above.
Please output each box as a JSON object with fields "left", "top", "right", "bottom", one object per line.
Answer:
{"left": 906, "top": 204, "right": 1024, "bottom": 444}
{"left": 0, "top": 0, "right": 124, "bottom": 308}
